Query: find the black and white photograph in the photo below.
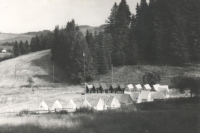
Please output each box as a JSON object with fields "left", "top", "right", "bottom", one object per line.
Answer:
{"left": 0, "top": 0, "right": 199, "bottom": 133}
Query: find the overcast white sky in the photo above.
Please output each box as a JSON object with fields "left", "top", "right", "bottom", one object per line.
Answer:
{"left": 0, "top": 0, "right": 148, "bottom": 33}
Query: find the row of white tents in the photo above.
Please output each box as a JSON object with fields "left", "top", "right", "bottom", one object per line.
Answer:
{"left": 37, "top": 84, "right": 170, "bottom": 113}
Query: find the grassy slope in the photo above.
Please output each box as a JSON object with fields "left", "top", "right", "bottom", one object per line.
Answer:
{"left": 0, "top": 49, "right": 199, "bottom": 113}
{"left": 0, "top": 33, "right": 34, "bottom": 44}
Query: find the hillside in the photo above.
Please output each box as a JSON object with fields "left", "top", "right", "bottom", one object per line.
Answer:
{"left": 0, "top": 33, "right": 34, "bottom": 44}
{"left": 0, "top": 49, "right": 67, "bottom": 87}
{"left": 78, "top": 24, "right": 106, "bottom": 35}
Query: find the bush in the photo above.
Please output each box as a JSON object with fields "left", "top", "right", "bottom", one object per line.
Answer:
{"left": 171, "top": 76, "right": 200, "bottom": 97}
{"left": 143, "top": 72, "right": 161, "bottom": 87}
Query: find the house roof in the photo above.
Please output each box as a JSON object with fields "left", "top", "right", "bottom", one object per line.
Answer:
{"left": 144, "top": 84, "right": 151, "bottom": 90}
{"left": 151, "top": 92, "right": 165, "bottom": 99}
{"left": 138, "top": 91, "right": 151, "bottom": 100}
{"left": 130, "top": 92, "right": 140, "bottom": 101}
{"left": 120, "top": 94, "right": 134, "bottom": 104}
{"left": 100, "top": 83, "right": 108, "bottom": 90}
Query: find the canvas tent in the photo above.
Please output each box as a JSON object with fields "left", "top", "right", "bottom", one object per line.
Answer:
{"left": 157, "top": 85, "right": 170, "bottom": 98}
{"left": 119, "top": 84, "right": 125, "bottom": 93}
{"left": 130, "top": 92, "right": 140, "bottom": 102}
{"left": 50, "top": 100, "right": 62, "bottom": 112}
{"left": 80, "top": 99, "right": 92, "bottom": 109}
{"left": 106, "top": 96, "right": 121, "bottom": 109}
{"left": 153, "top": 84, "right": 160, "bottom": 91}
{"left": 120, "top": 94, "right": 134, "bottom": 105}
{"left": 93, "top": 83, "right": 101, "bottom": 93}
{"left": 93, "top": 98, "right": 107, "bottom": 111}
{"left": 38, "top": 101, "right": 49, "bottom": 113}
{"left": 151, "top": 92, "right": 165, "bottom": 100}
{"left": 124, "top": 84, "right": 134, "bottom": 94}
{"left": 86, "top": 84, "right": 94, "bottom": 93}
{"left": 144, "top": 84, "right": 152, "bottom": 91}
{"left": 100, "top": 83, "right": 109, "bottom": 93}
{"left": 135, "top": 84, "right": 143, "bottom": 91}
{"left": 66, "top": 99, "right": 77, "bottom": 112}
{"left": 138, "top": 91, "right": 152, "bottom": 103}
{"left": 110, "top": 83, "right": 118, "bottom": 93}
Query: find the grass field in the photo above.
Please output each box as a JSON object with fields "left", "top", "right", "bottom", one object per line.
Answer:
{"left": 0, "top": 97, "right": 199, "bottom": 133}
{"left": 0, "top": 33, "right": 34, "bottom": 44}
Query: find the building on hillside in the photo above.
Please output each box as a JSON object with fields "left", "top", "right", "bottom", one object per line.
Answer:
{"left": 38, "top": 101, "right": 49, "bottom": 114}
{"left": 106, "top": 96, "right": 121, "bottom": 109}
{"left": 50, "top": 100, "right": 62, "bottom": 112}
{"left": 2, "top": 49, "right": 7, "bottom": 53}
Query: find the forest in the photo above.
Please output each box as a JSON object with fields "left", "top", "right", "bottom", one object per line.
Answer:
{"left": 21, "top": 0, "right": 199, "bottom": 83}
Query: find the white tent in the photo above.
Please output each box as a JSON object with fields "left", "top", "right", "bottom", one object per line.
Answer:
{"left": 135, "top": 84, "right": 143, "bottom": 91}
{"left": 120, "top": 94, "right": 134, "bottom": 105}
{"left": 124, "top": 84, "right": 134, "bottom": 94}
{"left": 144, "top": 84, "right": 151, "bottom": 91}
{"left": 151, "top": 92, "right": 165, "bottom": 100}
{"left": 66, "top": 99, "right": 77, "bottom": 112}
{"left": 153, "top": 84, "right": 160, "bottom": 91}
{"left": 157, "top": 85, "right": 170, "bottom": 98}
{"left": 50, "top": 100, "right": 62, "bottom": 112}
{"left": 130, "top": 92, "right": 140, "bottom": 102}
{"left": 138, "top": 91, "right": 152, "bottom": 103}
{"left": 86, "top": 84, "right": 93, "bottom": 92}
{"left": 38, "top": 101, "right": 49, "bottom": 113}
{"left": 106, "top": 96, "right": 121, "bottom": 109}
{"left": 94, "top": 98, "right": 106, "bottom": 111}
{"left": 80, "top": 99, "right": 92, "bottom": 109}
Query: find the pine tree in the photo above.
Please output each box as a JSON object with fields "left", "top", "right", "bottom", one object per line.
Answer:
{"left": 105, "top": 2, "right": 118, "bottom": 34}
{"left": 24, "top": 40, "right": 30, "bottom": 54}
{"left": 13, "top": 41, "right": 20, "bottom": 57}
{"left": 19, "top": 40, "right": 25, "bottom": 55}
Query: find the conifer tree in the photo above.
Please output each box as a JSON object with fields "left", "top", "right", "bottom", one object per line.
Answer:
{"left": 13, "top": 41, "right": 20, "bottom": 57}
{"left": 19, "top": 40, "right": 25, "bottom": 55}
{"left": 24, "top": 40, "right": 30, "bottom": 54}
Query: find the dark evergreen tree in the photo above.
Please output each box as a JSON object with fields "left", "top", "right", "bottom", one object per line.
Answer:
{"left": 24, "top": 40, "right": 30, "bottom": 54}
{"left": 13, "top": 41, "right": 20, "bottom": 57}
{"left": 19, "top": 40, "right": 25, "bottom": 55}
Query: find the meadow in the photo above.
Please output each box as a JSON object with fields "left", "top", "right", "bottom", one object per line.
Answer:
{"left": 0, "top": 97, "right": 199, "bottom": 133}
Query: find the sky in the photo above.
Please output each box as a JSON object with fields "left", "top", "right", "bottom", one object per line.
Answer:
{"left": 0, "top": 0, "right": 148, "bottom": 33}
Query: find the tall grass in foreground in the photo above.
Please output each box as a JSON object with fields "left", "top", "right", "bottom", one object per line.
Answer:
{"left": 0, "top": 99, "right": 199, "bottom": 133}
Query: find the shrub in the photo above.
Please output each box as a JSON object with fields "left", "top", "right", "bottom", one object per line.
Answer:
{"left": 171, "top": 76, "right": 200, "bottom": 97}
{"left": 143, "top": 72, "right": 161, "bottom": 87}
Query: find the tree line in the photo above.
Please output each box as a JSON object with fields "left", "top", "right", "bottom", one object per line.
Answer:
{"left": 39, "top": 0, "right": 199, "bottom": 83}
